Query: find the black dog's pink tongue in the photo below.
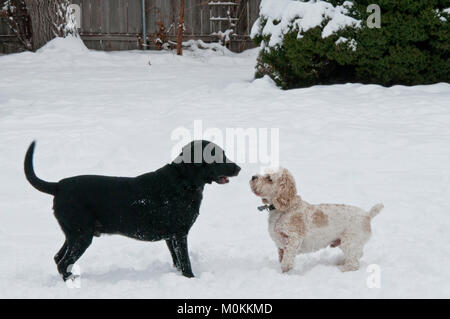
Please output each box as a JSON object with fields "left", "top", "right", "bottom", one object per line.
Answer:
{"left": 219, "top": 176, "right": 229, "bottom": 184}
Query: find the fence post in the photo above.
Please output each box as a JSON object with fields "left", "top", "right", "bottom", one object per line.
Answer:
{"left": 141, "top": 0, "right": 146, "bottom": 49}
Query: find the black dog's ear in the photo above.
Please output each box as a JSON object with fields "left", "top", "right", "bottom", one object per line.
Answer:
{"left": 174, "top": 161, "right": 205, "bottom": 183}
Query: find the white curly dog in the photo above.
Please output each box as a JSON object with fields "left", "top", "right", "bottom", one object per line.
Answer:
{"left": 250, "top": 168, "right": 383, "bottom": 273}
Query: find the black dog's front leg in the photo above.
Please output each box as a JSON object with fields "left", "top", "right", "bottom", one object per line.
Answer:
{"left": 166, "top": 239, "right": 181, "bottom": 271}
{"left": 171, "top": 235, "right": 194, "bottom": 278}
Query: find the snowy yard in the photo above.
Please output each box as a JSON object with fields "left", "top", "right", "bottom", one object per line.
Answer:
{"left": 0, "top": 37, "right": 449, "bottom": 298}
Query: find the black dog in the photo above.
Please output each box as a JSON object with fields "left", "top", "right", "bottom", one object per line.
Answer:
{"left": 24, "top": 140, "right": 240, "bottom": 280}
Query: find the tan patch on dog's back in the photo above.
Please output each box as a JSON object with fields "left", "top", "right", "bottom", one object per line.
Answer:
{"left": 288, "top": 214, "right": 305, "bottom": 236}
{"left": 313, "top": 210, "right": 328, "bottom": 227}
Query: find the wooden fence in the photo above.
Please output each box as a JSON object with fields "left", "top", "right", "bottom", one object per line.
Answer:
{"left": 0, "top": 0, "right": 261, "bottom": 53}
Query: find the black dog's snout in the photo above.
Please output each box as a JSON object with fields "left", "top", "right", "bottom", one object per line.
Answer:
{"left": 251, "top": 175, "right": 257, "bottom": 181}
{"left": 234, "top": 165, "right": 241, "bottom": 176}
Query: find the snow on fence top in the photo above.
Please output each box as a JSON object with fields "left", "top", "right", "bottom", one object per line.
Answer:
{"left": 251, "top": 0, "right": 361, "bottom": 48}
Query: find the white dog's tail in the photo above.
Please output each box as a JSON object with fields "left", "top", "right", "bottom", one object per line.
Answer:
{"left": 369, "top": 203, "right": 384, "bottom": 219}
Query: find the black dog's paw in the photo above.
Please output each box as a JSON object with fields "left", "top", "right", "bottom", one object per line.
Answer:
{"left": 62, "top": 272, "right": 79, "bottom": 282}
{"left": 182, "top": 271, "right": 195, "bottom": 278}
{"left": 62, "top": 273, "right": 72, "bottom": 281}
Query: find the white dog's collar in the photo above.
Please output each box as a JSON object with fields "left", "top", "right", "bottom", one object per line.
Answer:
{"left": 257, "top": 204, "right": 276, "bottom": 212}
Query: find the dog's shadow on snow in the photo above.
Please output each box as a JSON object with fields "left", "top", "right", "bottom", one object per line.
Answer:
{"left": 82, "top": 252, "right": 206, "bottom": 283}
{"left": 44, "top": 252, "right": 207, "bottom": 285}
{"left": 288, "top": 249, "right": 345, "bottom": 276}
{"left": 44, "top": 260, "right": 183, "bottom": 286}
{"left": 81, "top": 260, "right": 179, "bottom": 283}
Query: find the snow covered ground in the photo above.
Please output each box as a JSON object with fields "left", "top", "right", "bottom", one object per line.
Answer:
{"left": 0, "top": 37, "right": 449, "bottom": 298}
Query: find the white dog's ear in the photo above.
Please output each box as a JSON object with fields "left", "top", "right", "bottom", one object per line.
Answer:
{"left": 273, "top": 169, "right": 297, "bottom": 211}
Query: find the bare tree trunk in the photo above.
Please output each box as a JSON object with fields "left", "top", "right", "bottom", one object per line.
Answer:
{"left": 24, "top": 0, "right": 76, "bottom": 50}
{"left": 0, "top": 0, "right": 33, "bottom": 51}
{"left": 0, "top": 0, "right": 76, "bottom": 52}
{"left": 176, "top": 0, "right": 185, "bottom": 56}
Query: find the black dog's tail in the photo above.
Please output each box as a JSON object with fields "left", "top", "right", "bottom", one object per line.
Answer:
{"left": 24, "top": 141, "right": 58, "bottom": 195}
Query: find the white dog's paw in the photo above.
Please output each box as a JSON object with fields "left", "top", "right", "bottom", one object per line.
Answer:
{"left": 281, "top": 263, "right": 293, "bottom": 273}
{"left": 339, "top": 263, "right": 359, "bottom": 272}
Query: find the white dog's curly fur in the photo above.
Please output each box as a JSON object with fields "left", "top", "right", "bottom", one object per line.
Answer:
{"left": 250, "top": 168, "right": 383, "bottom": 273}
